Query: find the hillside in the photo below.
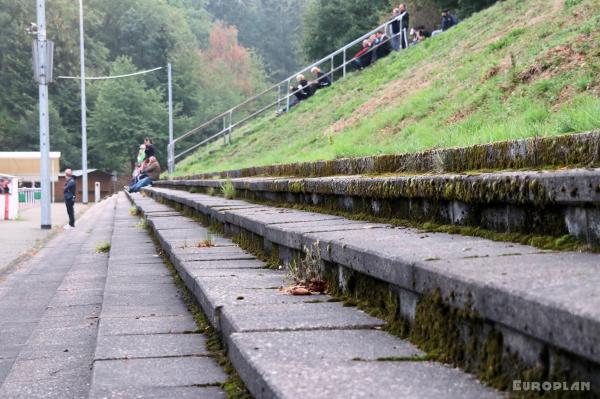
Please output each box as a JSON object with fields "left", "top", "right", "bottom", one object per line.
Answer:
{"left": 174, "top": 0, "right": 600, "bottom": 176}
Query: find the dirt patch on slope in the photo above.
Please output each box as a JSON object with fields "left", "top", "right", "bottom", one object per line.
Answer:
{"left": 517, "top": 34, "right": 591, "bottom": 83}
{"left": 325, "top": 63, "right": 437, "bottom": 135}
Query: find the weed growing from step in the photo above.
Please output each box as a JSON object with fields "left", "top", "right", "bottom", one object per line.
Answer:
{"left": 131, "top": 209, "right": 252, "bottom": 399}
{"left": 95, "top": 242, "right": 111, "bottom": 253}
{"left": 135, "top": 218, "right": 147, "bottom": 229}
{"left": 128, "top": 206, "right": 139, "bottom": 216}
{"left": 197, "top": 232, "right": 215, "bottom": 248}
{"left": 285, "top": 243, "right": 328, "bottom": 293}
{"left": 221, "top": 180, "right": 236, "bottom": 199}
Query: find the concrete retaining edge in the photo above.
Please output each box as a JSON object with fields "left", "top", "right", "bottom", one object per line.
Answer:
{"left": 172, "top": 131, "right": 600, "bottom": 180}
{"left": 157, "top": 168, "right": 600, "bottom": 248}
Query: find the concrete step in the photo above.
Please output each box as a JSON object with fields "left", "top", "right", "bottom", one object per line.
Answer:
{"left": 128, "top": 192, "right": 502, "bottom": 399}
{"left": 0, "top": 196, "right": 117, "bottom": 398}
{"left": 157, "top": 167, "right": 600, "bottom": 249}
{"left": 88, "top": 193, "right": 227, "bottom": 399}
{"left": 139, "top": 186, "right": 600, "bottom": 395}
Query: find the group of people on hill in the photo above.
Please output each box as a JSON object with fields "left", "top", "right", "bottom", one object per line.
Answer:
{"left": 282, "top": 4, "right": 458, "bottom": 112}
{"left": 125, "top": 137, "right": 161, "bottom": 193}
{"left": 277, "top": 4, "right": 458, "bottom": 114}
{"left": 354, "top": 4, "right": 458, "bottom": 69}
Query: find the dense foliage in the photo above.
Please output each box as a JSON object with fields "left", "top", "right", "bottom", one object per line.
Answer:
{"left": 0, "top": 0, "right": 269, "bottom": 173}
{"left": 207, "top": 0, "right": 310, "bottom": 81}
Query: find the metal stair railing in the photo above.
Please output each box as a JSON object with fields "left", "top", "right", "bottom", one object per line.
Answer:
{"left": 168, "top": 16, "right": 409, "bottom": 171}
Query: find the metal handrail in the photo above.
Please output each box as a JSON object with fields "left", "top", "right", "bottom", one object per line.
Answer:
{"left": 172, "top": 14, "right": 409, "bottom": 166}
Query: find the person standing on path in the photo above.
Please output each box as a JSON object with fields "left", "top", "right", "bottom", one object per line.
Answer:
{"left": 64, "top": 169, "right": 76, "bottom": 229}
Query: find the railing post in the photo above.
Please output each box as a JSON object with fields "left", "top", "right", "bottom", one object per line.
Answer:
{"left": 330, "top": 56, "right": 334, "bottom": 83}
{"left": 286, "top": 78, "right": 291, "bottom": 112}
{"left": 223, "top": 116, "right": 227, "bottom": 145}
{"left": 277, "top": 85, "right": 281, "bottom": 112}
{"left": 228, "top": 109, "right": 233, "bottom": 145}
{"left": 343, "top": 49, "right": 347, "bottom": 78}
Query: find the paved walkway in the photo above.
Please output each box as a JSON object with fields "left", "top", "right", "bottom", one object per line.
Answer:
{"left": 0, "top": 203, "right": 92, "bottom": 273}
{"left": 0, "top": 194, "right": 228, "bottom": 398}
{"left": 88, "top": 194, "right": 226, "bottom": 398}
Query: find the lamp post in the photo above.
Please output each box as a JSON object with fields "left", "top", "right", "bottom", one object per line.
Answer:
{"left": 79, "top": 0, "right": 88, "bottom": 204}
{"left": 167, "top": 63, "right": 174, "bottom": 174}
{"left": 35, "top": 0, "right": 52, "bottom": 229}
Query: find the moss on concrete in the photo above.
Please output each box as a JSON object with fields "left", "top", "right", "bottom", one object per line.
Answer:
{"left": 133, "top": 212, "right": 252, "bottom": 399}
{"left": 173, "top": 131, "right": 600, "bottom": 180}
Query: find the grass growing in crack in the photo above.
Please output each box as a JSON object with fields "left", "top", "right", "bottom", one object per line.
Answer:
{"left": 221, "top": 180, "right": 236, "bottom": 200}
{"left": 136, "top": 218, "right": 147, "bottom": 229}
{"left": 95, "top": 242, "right": 111, "bottom": 253}
{"left": 129, "top": 206, "right": 139, "bottom": 216}
{"left": 138, "top": 215, "right": 252, "bottom": 399}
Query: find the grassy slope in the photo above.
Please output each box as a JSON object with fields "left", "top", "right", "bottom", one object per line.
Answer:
{"left": 175, "top": 0, "right": 600, "bottom": 176}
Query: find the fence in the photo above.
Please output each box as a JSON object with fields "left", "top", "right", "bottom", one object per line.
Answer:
{"left": 18, "top": 188, "right": 42, "bottom": 209}
{"left": 169, "top": 15, "right": 409, "bottom": 170}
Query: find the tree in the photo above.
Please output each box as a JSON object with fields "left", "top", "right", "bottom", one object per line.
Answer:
{"left": 89, "top": 57, "right": 167, "bottom": 173}
{"left": 0, "top": 0, "right": 269, "bottom": 174}
{"left": 208, "top": 0, "right": 310, "bottom": 81}
{"left": 300, "top": 0, "right": 394, "bottom": 61}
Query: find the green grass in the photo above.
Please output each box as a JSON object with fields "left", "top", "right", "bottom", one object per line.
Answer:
{"left": 221, "top": 180, "right": 236, "bottom": 199}
{"left": 95, "top": 242, "right": 111, "bottom": 253}
{"left": 175, "top": 0, "right": 600, "bottom": 176}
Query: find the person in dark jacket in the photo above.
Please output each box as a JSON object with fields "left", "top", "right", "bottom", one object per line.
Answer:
{"left": 291, "top": 74, "right": 314, "bottom": 101}
{"left": 374, "top": 31, "right": 391, "bottom": 60}
{"left": 63, "top": 169, "right": 76, "bottom": 229}
{"left": 441, "top": 10, "right": 458, "bottom": 31}
{"left": 310, "top": 67, "right": 331, "bottom": 90}
{"left": 352, "top": 40, "right": 373, "bottom": 70}
{"left": 389, "top": 8, "right": 401, "bottom": 51}
{"left": 398, "top": 3, "right": 410, "bottom": 49}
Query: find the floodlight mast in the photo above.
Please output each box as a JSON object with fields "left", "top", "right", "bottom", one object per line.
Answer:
{"left": 35, "top": 0, "right": 52, "bottom": 229}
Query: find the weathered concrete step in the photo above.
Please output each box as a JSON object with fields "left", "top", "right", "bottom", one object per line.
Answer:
{"left": 88, "top": 194, "right": 227, "bottom": 399}
{"left": 0, "top": 196, "right": 117, "bottom": 398}
{"left": 140, "top": 186, "right": 600, "bottom": 394}
{"left": 171, "top": 130, "right": 600, "bottom": 179}
{"left": 128, "top": 192, "right": 501, "bottom": 399}
{"left": 158, "top": 167, "right": 600, "bottom": 248}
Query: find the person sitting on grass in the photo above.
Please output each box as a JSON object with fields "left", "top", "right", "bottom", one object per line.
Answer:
{"left": 374, "top": 31, "right": 391, "bottom": 60}
{"left": 352, "top": 40, "right": 373, "bottom": 70}
{"left": 291, "top": 74, "right": 314, "bottom": 101}
{"left": 127, "top": 156, "right": 160, "bottom": 193}
{"left": 310, "top": 67, "right": 331, "bottom": 90}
